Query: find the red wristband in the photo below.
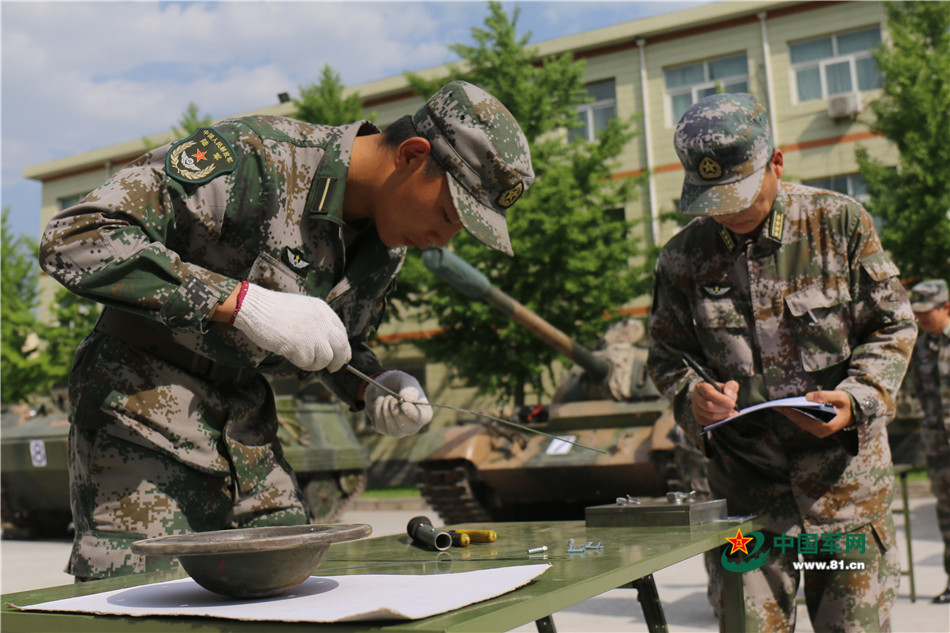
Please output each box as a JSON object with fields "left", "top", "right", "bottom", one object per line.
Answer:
{"left": 228, "top": 281, "right": 250, "bottom": 327}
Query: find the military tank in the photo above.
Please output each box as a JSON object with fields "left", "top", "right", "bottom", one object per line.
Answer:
{"left": 0, "top": 403, "right": 72, "bottom": 538}
{"left": 1, "top": 380, "right": 369, "bottom": 538}
{"left": 414, "top": 248, "right": 678, "bottom": 524}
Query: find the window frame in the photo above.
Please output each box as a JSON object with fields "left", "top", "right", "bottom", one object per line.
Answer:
{"left": 663, "top": 53, "right": 750, "bottom": 126}
{"left": 569, "top": 78, "right": 618, "bottom": 143}
{"left": 788, "top": 26, "right": 882, "bottom": 104}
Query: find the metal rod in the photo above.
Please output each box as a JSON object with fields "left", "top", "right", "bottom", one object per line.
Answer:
{"left": 345, "top": 364, "right": 607, "bottom": 454}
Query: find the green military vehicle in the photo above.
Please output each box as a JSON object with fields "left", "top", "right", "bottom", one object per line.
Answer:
{"left": 1, "top": 381, "right": 369, "bottom": 539}
{"left": 412, "top": 248, "right": 678, "bottom": 524}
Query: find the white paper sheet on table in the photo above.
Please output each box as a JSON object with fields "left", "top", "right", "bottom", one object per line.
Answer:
{"left": 12, "top": 564, "right": 550, "bottom": 623}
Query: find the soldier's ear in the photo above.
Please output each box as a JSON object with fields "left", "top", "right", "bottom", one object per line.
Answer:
{"left": 770, "top": 150, "right": 784, "bottom": 179}
{"left": 394, "top": 137, "right": 432, "bottom": 172}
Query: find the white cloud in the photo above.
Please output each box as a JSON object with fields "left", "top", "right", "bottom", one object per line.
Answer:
{"left": 1, "top": 0, "right": 708, "bottom": 238}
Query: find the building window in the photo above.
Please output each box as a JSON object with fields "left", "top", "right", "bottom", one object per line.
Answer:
{"left": 789, "top": 27, "right": 882, "bottom": 103}
{"left": 803, "top": 173, "right": 880, "bottom": 231}
{"left": 569, "top": 79, "right": 617, "bottom": 143}
{"left": 664, "top": 54, "right": 749, "bottom": 124}
{"left": 802, "top": 173, "right": 868, "bottom": 202}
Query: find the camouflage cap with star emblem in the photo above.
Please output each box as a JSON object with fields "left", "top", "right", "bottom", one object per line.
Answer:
{"left": 412, "top": 81, "right": 534, "bottom": 256}
{"left": 674, "top": 93, "right": 774, "bottom": 216}
{"left": 909, "top": 279, "right": 949, "bottom": 312}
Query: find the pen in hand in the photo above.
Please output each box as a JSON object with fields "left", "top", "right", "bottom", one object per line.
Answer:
{"left": 682, "top": 354, "right": 725, "bottom": 394}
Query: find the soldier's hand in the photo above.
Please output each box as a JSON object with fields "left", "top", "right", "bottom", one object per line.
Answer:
{"left": 777, "top": 390, "right": 854, "bottom": 438}
{"left": 230, "top": 282, "right": 351, "bottom": 372}
{"left": 691, "top": 379, "right": 740, "bottom": 427}
{"left": 365, "top": 370, "right": 433, "bottom": 438}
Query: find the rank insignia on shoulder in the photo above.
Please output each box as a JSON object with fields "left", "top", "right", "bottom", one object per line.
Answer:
{"left": 703, "top": 284, "right": 733, "bottom": 298}
{"left": 166, "top": 128, "right": 237, "bottom": 185}
{"left": 283, "top": 247, "right": 311, "bottom": 273}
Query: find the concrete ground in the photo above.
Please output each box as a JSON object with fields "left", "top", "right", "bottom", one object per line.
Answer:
{"left": 3, "top": 495, "right": 948, "bottom": 632}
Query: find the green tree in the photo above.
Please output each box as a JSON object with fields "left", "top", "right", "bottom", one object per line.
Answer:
{"left": 173, "top": 101, "right": 214, "bottom": 138}
{"left": 391, "top": 2, "right": 648, "bottom": 406}
{"left": 295, "top": 64, "right": 376, "bottom": 125}
{"left": 856, "top": 1, "right": 950, "bottom": 282}
{"left": 35, "top": 287, "right": 100, "bottom": 391}
{"left": 1, "top": 208, "right": 46, "bottom": 402}
{"left": 143, "top": 101, "right": 213, "bottom": 150}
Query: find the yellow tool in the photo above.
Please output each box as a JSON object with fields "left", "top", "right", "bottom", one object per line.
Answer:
{"left": 452, "top": 529, "right": 497, "bottom": 543}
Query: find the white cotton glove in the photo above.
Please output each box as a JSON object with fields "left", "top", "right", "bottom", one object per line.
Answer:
{"left": 364, "top": 370, "right": 434, "bottom": 438}
{"left": 231, "top": 282, "right": 351, "bottom": 372}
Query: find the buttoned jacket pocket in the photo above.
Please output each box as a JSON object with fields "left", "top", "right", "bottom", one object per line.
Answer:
{"left": 246, "top": 251, "right": 309, "bottom": 295}
{"left": 692, "top": 299, "right": 755, "bottom": 377}
{"left": 785, "top": 281, "right": 853, "bottom": 372}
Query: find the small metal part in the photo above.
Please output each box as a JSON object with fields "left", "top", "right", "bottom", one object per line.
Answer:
{"left": 666, "top": 491, "right": 698, "bottom": 504}
{"left": 527, "top": 546, "right": 548, "bottom": 555}
{"left": 616, "top": 494, "right": 641, "bottom": 506}
{"left": 407, "top": 516, "right": 452, "bottom": 551}
{"left": 567, "top": 538, "right": 587, "bottom": 553}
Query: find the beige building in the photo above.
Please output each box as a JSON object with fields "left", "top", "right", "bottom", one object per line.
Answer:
{"left": 24, "top": 0, "right": 895, "bottom": 414}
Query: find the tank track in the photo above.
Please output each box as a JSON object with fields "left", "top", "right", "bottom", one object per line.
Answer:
{"left": 417, "top": 461, "right": 493, "bottom": 525}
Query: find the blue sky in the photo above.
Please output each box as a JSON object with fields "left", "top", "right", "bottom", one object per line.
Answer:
{"left": 1, "top": 1, "right": 713, "bottom": 241}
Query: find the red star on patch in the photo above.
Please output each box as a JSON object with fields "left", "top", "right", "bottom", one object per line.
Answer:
{"left": 192, "top": 149, "right": 207, "bottom": 162}
{"left": 725, "top": 528, "right": 753, "bottom": 555}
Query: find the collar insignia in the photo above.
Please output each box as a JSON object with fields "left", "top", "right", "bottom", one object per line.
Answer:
{"left": 283, "top": 247, "right": 311, "bottom": 273}
{"left": 718, "top": 225, "right": 737, "bottom": 253}
{"left": 769, "top": 207, "right": 785, "bottom": 241}
{"left": 702, "top": 284, "right": 733, "bottom": 298}
{"left": 166, "top": 128, "right": 237, "bottom": 185}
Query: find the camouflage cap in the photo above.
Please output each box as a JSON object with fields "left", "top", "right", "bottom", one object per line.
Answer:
{"left": 412, "top": 81, "right": 534, "bottom": 256}
{"left": 674, "top": 93, "right": 774, "bottom": 216}
{"left": 909, "top": 279, "right": 949, "bottom": 312}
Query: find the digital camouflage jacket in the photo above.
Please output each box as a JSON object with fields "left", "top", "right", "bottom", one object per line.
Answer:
{"left": 40, "top": 116, "right": 405, "bottom": 408}
{"left": 648, "top": 182, "right": 917, "bottom": 533}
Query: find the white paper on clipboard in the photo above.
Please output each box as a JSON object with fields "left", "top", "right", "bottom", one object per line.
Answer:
{"left": 702, "top": 396, "right": 837, "bottom": 432}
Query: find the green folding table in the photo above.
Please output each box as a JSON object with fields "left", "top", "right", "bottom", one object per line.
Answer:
{"left": 1, "top": 516, "right": 765, "bottom": 633}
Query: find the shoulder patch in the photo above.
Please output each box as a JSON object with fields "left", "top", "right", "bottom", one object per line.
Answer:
{"left": 166, "top": 128, "right": 237, "bottom": 184}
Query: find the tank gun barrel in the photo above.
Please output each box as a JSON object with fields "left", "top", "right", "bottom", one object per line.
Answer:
{"left": 422, "top": 248, "right": 611, "bottom": 383}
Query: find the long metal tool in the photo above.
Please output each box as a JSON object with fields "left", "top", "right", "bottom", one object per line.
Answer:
{"left": 345, "top": 364, "right": 607, "bottom": 454}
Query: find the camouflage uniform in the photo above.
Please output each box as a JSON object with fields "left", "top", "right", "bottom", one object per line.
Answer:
{"left": 40, "top": 81, "right": 534, "bottom": 580}
{"left": 647, "top": 94, "right": 916, "bottom": 632}
{"left": 907, "top": 280, "right": 950, "bottom": 581}
{"left": 40, "top": 116, "right": 403, "bottom": 578}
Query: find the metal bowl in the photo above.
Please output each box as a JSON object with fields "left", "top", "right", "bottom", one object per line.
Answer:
{"left": 131, "top": 523, "right": 371, "bottom": 598}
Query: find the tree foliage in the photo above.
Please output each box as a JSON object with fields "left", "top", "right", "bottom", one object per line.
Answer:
{"left": 295, "top": 64, "right": 376, "bottom": 126}
{"left": 1, "top": 208, "right": 100, "bottom": 404}
{"left": 1, "top": 208, "right": 46, "bottom": 402}
{"left": 174, "top": 101, "right": 214, "bottom": 138}
{"left": 389, "top": 2, "right": 649, "bottom": 406}
{"left": 856, "top": 1, "right": 950, "bottom": 282}
{"left": 36, "top": 287, "right": 100, "bottom": 390}
{"left": 144, "top": 101, "right": 213, "bottom": 150}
